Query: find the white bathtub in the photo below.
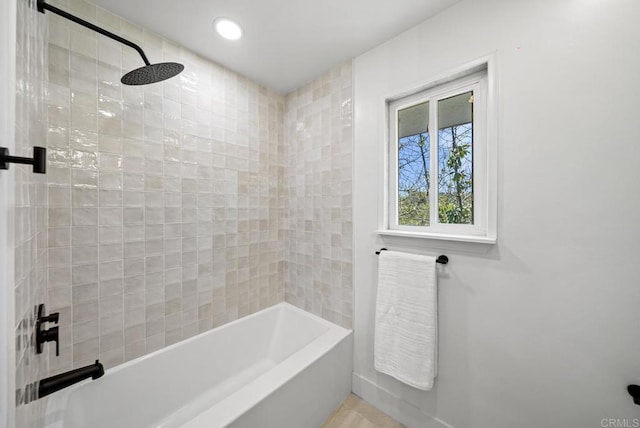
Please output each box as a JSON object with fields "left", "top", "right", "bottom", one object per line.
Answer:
{"left": 44, "top": 303, "right": 353, "bottom": 428}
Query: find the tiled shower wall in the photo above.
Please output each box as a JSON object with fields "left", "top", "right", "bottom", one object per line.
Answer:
{"left": 44, "top": 0, "right": 285, "bottom": 373}
{"left": 14, "top": 0, "right": 49, "bottom": 426}
{"left": 283, "top": 64, "right": 353, "bottom": 328}
{"left": 29, "top": 0, "right": 353, "bottom": 382}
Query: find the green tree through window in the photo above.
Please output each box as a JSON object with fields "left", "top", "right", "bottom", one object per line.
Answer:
{"left": 438, "top": 122, "right": 473, "bottom": 224}
{"left": 398, "top": 119, "right": 473, "bottom": 225}
{"left": 398, "top": 132, "right": 430, "bottom": 226}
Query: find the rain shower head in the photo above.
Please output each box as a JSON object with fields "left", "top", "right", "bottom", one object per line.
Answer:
{"left": 37, "top": 0, "right": 183, "bottom": 86}
{"left": 121, "top": 62, "right": 185, "bottom": 86}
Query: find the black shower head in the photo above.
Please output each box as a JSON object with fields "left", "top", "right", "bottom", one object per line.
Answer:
{"left": 38, "top": 0, "right": 184, "bottom": 86}
{"left": 121, "top": 62, "right": 185, "bottom": 86}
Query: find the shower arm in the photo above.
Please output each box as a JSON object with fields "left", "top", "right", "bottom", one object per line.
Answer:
{"left": 37, "top": 0, "right": 151, "bottom": 66}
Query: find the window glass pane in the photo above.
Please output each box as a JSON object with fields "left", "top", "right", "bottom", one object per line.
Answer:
{"left": 398, "top": 101, "right": 430, "bottom": 226}
{"left": 437, "top": 91, "right": 474, "bottom": 224}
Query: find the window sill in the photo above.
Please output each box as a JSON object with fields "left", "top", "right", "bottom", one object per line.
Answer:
{"left": 376, "top": 229, "right": 496, "bottom": 244}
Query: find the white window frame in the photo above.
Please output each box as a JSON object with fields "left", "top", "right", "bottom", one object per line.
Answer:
{"left": 381, "top": 58, "right": 497, "bottom": 244}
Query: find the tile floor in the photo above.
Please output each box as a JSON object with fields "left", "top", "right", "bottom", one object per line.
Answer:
{"left": 322, "top": 393, "right": 405, "bottom": 428}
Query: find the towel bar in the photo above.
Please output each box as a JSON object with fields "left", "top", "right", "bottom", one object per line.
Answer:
{"left": 375, "top": 248, "right": 448, "bottom": 265}
{"left": 0, "top": 146, "right": 47, "bottom": 174}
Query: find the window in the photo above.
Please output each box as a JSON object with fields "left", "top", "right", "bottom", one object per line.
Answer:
{"left": 384, "top": 63, "right": 496, "bottom": 243}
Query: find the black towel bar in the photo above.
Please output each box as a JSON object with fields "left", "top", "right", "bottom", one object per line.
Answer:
{"left": 375, "top": 248, "right": 449, "bottom": 265}
{"left": 0, "top": 146, "right": 47, "bottom": 174}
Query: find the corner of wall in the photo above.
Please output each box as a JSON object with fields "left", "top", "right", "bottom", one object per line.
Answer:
{"left": 282, "top": 61, "right": 354, "bottom": 329}
{"left": 352, "top": 373, "right": 454, "bottom": 428}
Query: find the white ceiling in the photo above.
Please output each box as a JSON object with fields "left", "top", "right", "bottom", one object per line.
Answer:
{"left": 92, "top": 0, "right": 462, "bottom": 94}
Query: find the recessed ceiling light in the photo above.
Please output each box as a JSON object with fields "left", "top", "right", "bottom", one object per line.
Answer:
{"left": 213, "top": 17, "right": 243, "bottom": 41}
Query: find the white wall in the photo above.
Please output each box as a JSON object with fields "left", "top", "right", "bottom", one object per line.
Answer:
{"left": 353, "top": 0, "right": 640, "bottom": 427}
{"left": 0, "top": 0, "right": 16, "bottom": 425}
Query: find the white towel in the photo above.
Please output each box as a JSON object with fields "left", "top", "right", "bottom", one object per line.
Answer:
{"left": 374, "top": 250, "right": 437, "bottom": 390}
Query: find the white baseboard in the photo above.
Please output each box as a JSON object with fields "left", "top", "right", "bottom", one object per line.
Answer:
{"left": 351, "top": 373, "right": 455, "bottom": 428}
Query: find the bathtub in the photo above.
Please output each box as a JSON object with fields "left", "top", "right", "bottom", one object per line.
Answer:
{"left": 44, "top": 303, "right": 353, "bottom": 428}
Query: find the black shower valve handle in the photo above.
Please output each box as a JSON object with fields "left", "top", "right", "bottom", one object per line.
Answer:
{"left": 36, "top": 304, "right": 59, "bottom": 324}
{"left": 35, "top": 304, "right": 60, "bottom": 356}
{"left": 41, "top": 326, "right": 60, "bottom": 356}
{"left": 40, "top": 312, "right": 59, "bottom": 324}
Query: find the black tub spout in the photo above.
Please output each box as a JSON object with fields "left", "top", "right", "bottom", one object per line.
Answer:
{"left": 38, "top": 360, "right": 104, "bottom": 399}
